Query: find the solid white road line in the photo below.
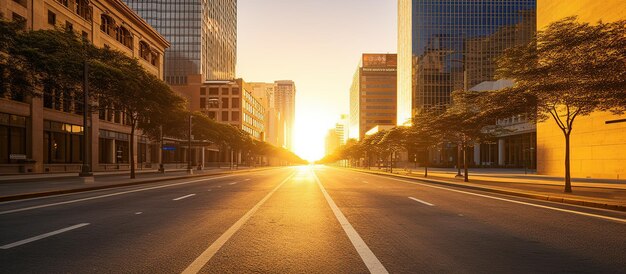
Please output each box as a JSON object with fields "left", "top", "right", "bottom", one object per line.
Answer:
{"left": 0, "top": 223, "right": 90, "bottom": 249}
{"left": 0, "top": 175, "right": 237, "bottom": 215}
{"left": 135, "top": 212, "right": 143, "bottom": 215}
{"left": 173, "top": 194, "right": 196, "bottom": 201}
{"left": 409, "top": 197, "right": 434, "bottom": 206}
{"left": 228, "top": 182, "right": 238, "bottom": 185}
{"left": 312, "top": 171, "right": 389, "bottom": 274}
{"left": 181, "top": 172, "right": 295, "bottom": 274}
{"left": 370, "top": 174, "right": 626, "bottom": 224}
{"left": 243, "top": 179, "right": 251, "bottom": 181}
{"left": 362, "top": 180, "right": 369, "bottom": 184}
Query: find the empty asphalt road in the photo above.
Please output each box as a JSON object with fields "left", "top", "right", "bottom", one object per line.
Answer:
{"left": 1, "top": 166, "right": 625, "bottom": 273}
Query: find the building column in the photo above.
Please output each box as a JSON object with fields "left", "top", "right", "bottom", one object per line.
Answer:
{"left": 498, "top": 139, "right": 506, "bottom": 167}
{"left": 90, "top": 114, "right": 99, "bottom": 171}
{"left": 30, "top": 97, "right": 44, "bottom": 173}
{"left": 473, "top": 142, "right": 481, "bottom": 166}
{"left": 132, "top": 132, "right": 138, "bottom": 169}
{"left": 201, "top": 147, "right": 205, "bottom": 169}
{"left": 109, "top": 139, "right": 116, "bottom": 164}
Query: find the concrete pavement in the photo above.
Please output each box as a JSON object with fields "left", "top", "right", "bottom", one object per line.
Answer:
{"left": 1, "top": 166, "right": 624, "bottom": 273}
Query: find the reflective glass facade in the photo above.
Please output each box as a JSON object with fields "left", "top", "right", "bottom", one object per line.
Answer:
{"left": 124, "top": 0, "right": 236, "bottom": 84}
{"left": 398, "top": 0, "right": 536, "bottom": 122}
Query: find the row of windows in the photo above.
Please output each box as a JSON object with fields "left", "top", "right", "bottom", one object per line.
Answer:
{"left": 363, "top": 98, "right": 395, "bottom": 103}
{"left": 201, "top": 87, "right": 240, "bottom": 96}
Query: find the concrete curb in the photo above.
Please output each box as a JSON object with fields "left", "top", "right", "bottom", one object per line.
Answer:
{"left": 0, "top": 167, "right": 276, "bottom": 202}
{"left": 349, "top": 168, "right": 626, "bottom": 212}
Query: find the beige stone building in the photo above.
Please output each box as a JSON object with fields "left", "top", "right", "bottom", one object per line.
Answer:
{"left": 536, "top": 0, "right": 626, "bottom": 179}
{"left": 171, "top": 77, "right": 267, "bottom": 164}
{"left": 0, "top": 0, "right": 169, "bottom": 173}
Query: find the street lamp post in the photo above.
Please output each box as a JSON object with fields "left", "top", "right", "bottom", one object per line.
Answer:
{"left": 79, "top": 53, "right": 93, "bottom": 180}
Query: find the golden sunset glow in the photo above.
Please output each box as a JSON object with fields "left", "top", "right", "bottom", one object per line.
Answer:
{"left": 237, "top": 0, "right": 397, "bottom": 161}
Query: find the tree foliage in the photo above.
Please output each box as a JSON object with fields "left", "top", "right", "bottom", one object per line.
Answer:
{"left": 490, "top": 17, "right": 626, "bottom": 192}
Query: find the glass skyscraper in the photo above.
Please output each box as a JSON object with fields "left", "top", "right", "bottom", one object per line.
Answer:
{"left": 123, "top": 0, "right": 237, "bottom": 84}
{"left": 397, "top": 0, "right": 536, "bottom": 124}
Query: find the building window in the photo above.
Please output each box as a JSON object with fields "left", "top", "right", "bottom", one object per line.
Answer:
{"left": 208, "top": 111, "right": 216, "bottom": 119}
{"left": 98, "top": 130, "right": 129, "bottom": 164}
{"left": 56, "top": 0, "right": 68, "bottom": 7}
{"left": 75, "top": 0, "right": 92, "bottom": 21}
{"left": 221, "top": 98, "right": 229, "bottom": 108}
{"left": 231, "top": 112, "right": 240, "bottom": 121}
{"left": 0, "top": 113, "right": 28, "bottom": 164}
{"left": 65, "top": 21, "right": 73, "bottom": 31}
{"left": 82, "top": 31, "right": 89, "bottom": 41}
{"left": 12, "top": 13, "right": 26, "bottom": 29}
{"left": 139, "top": 41, "right": 151, "bottom": 61}
{"left": 232, "top": 88, "right": 239, "bottom": 95}
{"left": 200, "top": 98, "right": 206, "bottom": 109}
{"left": 221, "top": 88, "right": 229, "bottom": 95}
{"left": 221, "top": 111, "right": 229, "bottom": 122}
{"left": 200, "top": 88, "right": 207, "bottom": 95}
{"left": 231, "top": 98, "right": 239, "bottom": 108}
{"left": 116, "top": 26, "right": 133, "bottom": 49}
{"left": 209, "top": 88, "right": 219, "bottom": 95}
{"left": 43, "top": 120, "right": 84, "bottom": 164}
{"left": 100, "top": 14, "right": 115, "bottom": 35}
{"left": 48, "top": 10, "right": 56, "bottom": 26}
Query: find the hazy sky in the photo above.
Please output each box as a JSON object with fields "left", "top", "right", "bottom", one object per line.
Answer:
{"left": 237, "top": 0, "right": 397, "bottom": 161}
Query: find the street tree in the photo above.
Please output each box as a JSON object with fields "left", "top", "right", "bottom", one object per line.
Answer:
{"left": 94, "top": 49, "right": 186, "bottom": 179}
{"left": 422, "top": 92, "right": 501, "bottom": 182}
{"left": 408, "top": 113, "right": 445, "bottom": 177}
{"left": 493, "top": 17, "right": 626, "bottom": 192}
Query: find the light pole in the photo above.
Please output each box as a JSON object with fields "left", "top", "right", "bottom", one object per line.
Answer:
{"left": 79, "top": 40, "right": 93, "bottom": 181}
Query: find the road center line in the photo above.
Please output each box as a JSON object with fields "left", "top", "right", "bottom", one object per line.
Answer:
{"left": 228, "top": 182, "right": 238, "bottom": 185}
{"left": 362, "top": 180, "right": 369, "bottom": 184}
{"left": 409, "top": 197, "right": 434, "bottom": 206}
{"left": 361, "top": 172, "right": 626, "bottom": 224}
{"left": 0, "top": 223, "right": 90, "bottom": 249}
{"left": 181, "top": 172, "right": 295, "bottom": 274}
{"left": 173, "top": 194, "right": 196, "bottom": 201}
{"left": 0, "top": 175, "right": 238, "bottom": 215}
{"left": 312, "top": 171, "right": 389, "bottom": 274}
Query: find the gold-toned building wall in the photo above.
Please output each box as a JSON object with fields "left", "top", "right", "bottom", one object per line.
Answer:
{"left": 536, "top": 0, "right": 626, "bottom": 179}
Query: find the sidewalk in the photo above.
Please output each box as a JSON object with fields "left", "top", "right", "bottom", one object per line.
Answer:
{"left": 0, "top": 166, "right": 267, "bottom": 201}
{"left": 349, "top": 167, "right": 626, "bottom": 212}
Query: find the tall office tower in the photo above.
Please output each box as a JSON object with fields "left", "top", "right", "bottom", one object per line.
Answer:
{"left": 274, "top": 81, "right": 296, "bottom": 151}
{"left": 397, "top": 0, "right": 536, "bottom": 124}
{"left": 123, "top": 0, "right": 237, "bottom": 84}
{"left": 349, "top": 54, "right": 397, "bottom": 140}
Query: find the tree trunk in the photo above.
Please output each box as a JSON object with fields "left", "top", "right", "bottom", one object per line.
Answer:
{"left": 129, "top": 121, "right": 136, "bottom": 179}
{"left": 463, "top": 144, "right": 469, "bottom": 182}
{"left": 564, "top": 132, "right": 572, "bottom": 193}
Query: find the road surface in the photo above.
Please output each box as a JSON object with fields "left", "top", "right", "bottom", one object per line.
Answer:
{"left": 1, "top": 166, "right": 624, "bottom": 273}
